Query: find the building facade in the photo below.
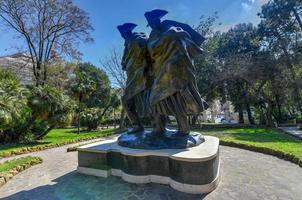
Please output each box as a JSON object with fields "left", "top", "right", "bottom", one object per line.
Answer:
{"left": 0, "top": 53, "right": 33, "bottom": 85}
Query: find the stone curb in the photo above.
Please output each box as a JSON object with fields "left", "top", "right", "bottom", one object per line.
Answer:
{"left": 0, "top": 157, "right": 43, "bottom": 187}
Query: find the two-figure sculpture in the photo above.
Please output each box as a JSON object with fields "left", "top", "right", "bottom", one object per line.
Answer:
{"left": 117, "top": 9, "right": 208, "bottom": 149}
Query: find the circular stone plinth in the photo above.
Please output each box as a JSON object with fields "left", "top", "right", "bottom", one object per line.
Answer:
{"left": 117, "top": 129, "right": 205, "bottom": 149}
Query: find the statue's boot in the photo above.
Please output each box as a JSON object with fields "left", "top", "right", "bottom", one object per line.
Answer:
{"left": 175, "top": 113, "right": 190, "bottom": 136}
{"left": 122, "top": 99, "right": 145, "bottom": 134}
{"left": 130, "top": 125, "right": 144, "bottom": 133}
{"left": 151, "top": 114, "right": 167, "bottom": 137}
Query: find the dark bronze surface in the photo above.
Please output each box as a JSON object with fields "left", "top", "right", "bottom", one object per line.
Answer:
{"left": 117, "top": 130, "right": 205, "bottom": 149}
{"left": 117, "top": 13, "right": 208, "bottom": 148}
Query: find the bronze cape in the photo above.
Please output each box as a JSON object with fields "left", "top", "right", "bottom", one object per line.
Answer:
{"left": 121, "top": 33, "right": 151, "bottom": 123}
{"left": 147, "top": 27, "right": 207, "bottom": 119}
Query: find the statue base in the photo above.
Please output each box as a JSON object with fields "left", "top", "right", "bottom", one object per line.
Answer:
{"left": 77, "top": 136, "right": 220, "bottom": 194}
{"left": 117, "top": 129, "right": 205, "bottom": 149}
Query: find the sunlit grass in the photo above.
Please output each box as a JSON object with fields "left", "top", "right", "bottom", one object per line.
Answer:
{"left": 0, "top": 156, "right": 42, "bottom": 173}
{"left": 200, "top": 128, "right": 302, "bottom": 160}
{"left": 0, "top": 128, "right": 115, "bottom": 157}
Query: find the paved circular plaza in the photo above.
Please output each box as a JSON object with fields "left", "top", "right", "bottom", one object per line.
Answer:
{"left": 0, "top": 141, "right": 301, "bottom": 200}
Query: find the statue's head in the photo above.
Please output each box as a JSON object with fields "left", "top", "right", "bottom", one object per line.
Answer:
{"left": 117, "top": 23, "right": 137, "bottom": 40}
{"left": 144, "top": 9, "right": 168, "bottom": 29}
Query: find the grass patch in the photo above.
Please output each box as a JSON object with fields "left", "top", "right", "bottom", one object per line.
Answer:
{"left": 199, "top": 128, "right": 302, "bottom": 167}
{"left": 0, "top": 128, "right": 115, "bottom": 158}
{"left": 0, "top": 156, "right": 42, "bottom": 173}
{"left": 0, "top": 156, "right": 43, "bottom": 187}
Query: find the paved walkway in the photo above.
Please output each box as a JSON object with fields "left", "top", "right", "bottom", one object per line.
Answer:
{"left": 0, "top": 141, "right": 301, "bottom": 200}
{"left": 279, "top": 126, "right": 302, "bottom": 139}
{"left": 0, "top": 138, "right": 108, "bottom": 163}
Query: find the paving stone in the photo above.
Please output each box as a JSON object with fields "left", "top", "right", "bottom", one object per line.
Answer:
{"left": 0, "top": 139, "right": 301, "bottom": 200}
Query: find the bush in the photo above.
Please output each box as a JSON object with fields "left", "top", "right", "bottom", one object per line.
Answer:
{"left": 296, "top": 115, "right": 302, "bottom": 124}
{"left": 56, "top": 112, "right": 76, "bottom": 128}
{"left": 0, "top": 73, "right": 76, "bottom": 143}
{"left": 27, "top": 85, "right": 76, "bottom": 139}
{"left": 0, "top": 70, "right": 31, "bottom": 143}
{"left": 80, "top": 108, "right": 102, "bottom": 130}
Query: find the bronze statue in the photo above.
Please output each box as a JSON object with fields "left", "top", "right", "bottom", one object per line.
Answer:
{"left": 117, "top": 10, "right": 207, "bottom": 149}
{"left": 117, "top": 23, "right": 151, "bottom": 133}
{"left": 144, "top": 9, "right": 208, "bottom": 136}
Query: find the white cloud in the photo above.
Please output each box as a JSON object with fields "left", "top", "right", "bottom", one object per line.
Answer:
{"left": 241, "top": 2, "right": 252, "bottom": 12}
{"left": 258, "top": 0, "right": 269, "bottom": 5}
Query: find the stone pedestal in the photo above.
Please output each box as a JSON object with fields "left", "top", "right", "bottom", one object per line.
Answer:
{"left": 77, "top": 136, "right": 220, "bottom": 194}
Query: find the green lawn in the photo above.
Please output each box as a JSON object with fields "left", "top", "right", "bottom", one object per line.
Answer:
{"left": 0, "top": 128, "right": 115, "bottom": 157}
{"left": 0, "top": 156, "right": 42, "bottom": 173}
{"left": 200, "top": 128, "right": 302, "bottom": 163}
{"left": 1, "top": 127, "right": 301, "bottom": 167}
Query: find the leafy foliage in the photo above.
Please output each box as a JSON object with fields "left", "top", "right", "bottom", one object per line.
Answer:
{"left": 196, "top": 0, "right": 302, "bottom": 126}
{"left": 70, "top": 63, "right": 113, "bottom": 131}
{"left": 70, "top": 63, "right": 111, "bottom": 107}
{"left": 28, "top": 85, "right": 75, "bottom": 123}
{"left": 0, "top": 70, "right": 75, "bottom": 143}
{"left": 0, "top": 70, "right": 31, "bottom": 141}
{"left": 80, "top": 108, "right": 102, "bottom": 131}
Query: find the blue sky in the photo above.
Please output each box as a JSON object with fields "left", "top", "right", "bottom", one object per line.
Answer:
{"left": 0, "top": 0, "right": 268, "bottom": 66}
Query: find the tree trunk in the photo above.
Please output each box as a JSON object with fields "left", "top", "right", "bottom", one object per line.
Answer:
{"left": 119, "top": 108, "right": 126, "bottom": 129}
{"left": 35, "top": 124, "right": 55, "bottom": 140}
{"left": 99, "top": 105, "right": 111, "bottom": 122}
{"left": 275, "top": 94, "right": 283, "bottom": 123}
{"left": 77, "top": 112, "right": 81, "bottom": 134}
{"left": 35, "top": 62, "right": 41, "bottom": 86}
{"left": 238, "top": 104, "right": 244, "bottom": 124}
{"left": 246, "top": 103, "right": 255, "bottom": 125}
{"left": 265, "top": 102, "right": 275, "bottom": 127}
{"left": 43, "top": 63, "right": 47, "bottom": 85}
{"left": 259, "top": 107, "right": 267, "bottom": 125}
{"left": 113, "top": 109, "right": 116, "bottom": 129}
{"left": 192, "top": 115, "right": 198, "bottom": 126}
{"left": 77, "top": 93, "right": 83, "bottom": 134}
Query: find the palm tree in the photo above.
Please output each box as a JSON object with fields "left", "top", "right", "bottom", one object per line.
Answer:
{"left": 70, "top": 68, "right": 96, "bottom": 133}
{"left": 0, "top": 70, "right": 30, "bottom": 143}
{"left": 27, "top": 85, "right": 74, "bottom": 139}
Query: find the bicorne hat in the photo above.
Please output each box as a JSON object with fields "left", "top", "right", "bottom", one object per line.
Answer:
{"left": 117, "top": 23, "right": 137, "bottom": 35}
{"left": 144, "top": 9, "right": 168, "bottom": 26}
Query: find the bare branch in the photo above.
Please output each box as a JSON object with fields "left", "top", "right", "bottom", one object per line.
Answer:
{"left": 100, "top": 48, "right": 127, "bottom": 92}
{"left": 0, "top": 0, "right": 93, "bottom": 85}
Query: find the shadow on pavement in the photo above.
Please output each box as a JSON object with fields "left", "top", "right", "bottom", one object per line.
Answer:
{"left": 3, "top": 171, "right": 207, "bottom": 200}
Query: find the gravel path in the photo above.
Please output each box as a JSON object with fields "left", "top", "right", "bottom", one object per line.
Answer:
{"left": 0, "top": 140, "right": 301, "bottom": 200}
